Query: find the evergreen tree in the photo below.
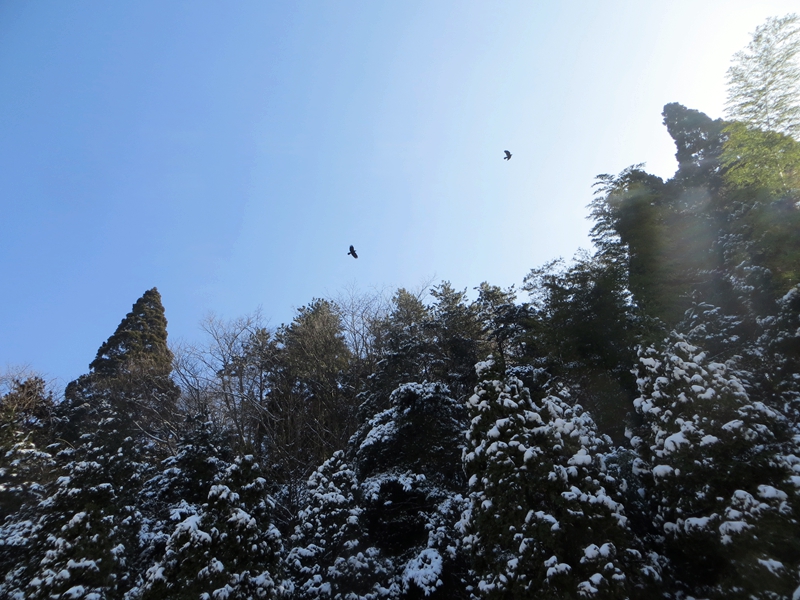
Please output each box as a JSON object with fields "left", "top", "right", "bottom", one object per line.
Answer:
{"left": 629, "top": 334, "right": 800, "bottom": 597}
{"left": 461, "top": 358, "right": 653, "bottom": 599}
{"left": 24, "top": 397, "right": 149, "bottom": 600}
{"left": 64, "top": 288, "right": 179, "bottom": 445}
{"left": 760, "top": 284, "right": 800, "bottom": 428}
{"left": 134, "top": 415, "right": 236, "bottom": 588}
{"left": 136, "top": 447, "right": 282, "bottom": 600}
{"left": 270, "top": 299, "right": 354, "bottom": 486}
{"left": 0, "top": 376, "right": 54, "bottom": 517}
{"left": 427, "top": 282, "right": 484, "bottom": 401}
{"left": 0, "top": 377, "right": 55, "bottom": 600}
{"left": 522, "top": 251, "right": 638, "bottom": 441}
{"left": 473, "top": 283, "right": 525, "bottom": 369}
{"left": 349, "top": 382, "right": 471, "bottom": 598}
{"left": 662, "top": 102, "right": 727, "bottom": 187}
{"left": 287, "top": 451, "right": 393, "bottom": 599}
{"left": 358, "top": 288, "right": 435, "bottom": 420}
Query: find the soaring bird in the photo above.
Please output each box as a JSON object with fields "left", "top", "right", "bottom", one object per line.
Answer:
{"left": 504, "top": 150, "right": 512, "bottom": 161}
{"left": 348, "top": 245, "right": 358, "bottom": 259}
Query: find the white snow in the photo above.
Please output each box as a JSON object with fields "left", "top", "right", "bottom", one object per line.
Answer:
{"left": 757, "top": 558, "right": 784, "bottom": 574}
{"left": 757, "top": 485, "right": 787, "bottom": 501}
{"left": 568, "top": 449, "right": 592, "bottom": 466}
{"left": 402, "top": 548, "right": 443, "bottom": 595}
{"left": 663, "top": 431, "right": 689, "bottom": 454}
{"left": 652, "top": 465, "right": 674, "bottom": 478}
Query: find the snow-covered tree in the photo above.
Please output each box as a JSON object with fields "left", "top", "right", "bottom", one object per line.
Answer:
{"left": 139, "top": 459, "right": 282, "bottom": 600}
{"left": 64, "top": 288, "right": 180, "bottom": 446}
{"left": 348, "top": 382, "right": 471, "bottom": 598}
{"left": 0, "top": 376, "right": 56, "bottom": 599}
{"left": 758, "top": 284, "right": 800, "bottom": 428}
{"left": 629, "top": 334, "right": 800, "bottom": 597}
{"left": 461, "top": 358, "right": 653, "bottom": 599}
{"left": 24, "top": 398, "right": 148, "bottom": 600}
{"left": 287, "top": 450, "right": 394, "bottom": 599}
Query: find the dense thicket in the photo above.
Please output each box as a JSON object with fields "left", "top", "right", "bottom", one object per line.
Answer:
{"left": 3, "top": 54, "right": 800, "bottom": 600}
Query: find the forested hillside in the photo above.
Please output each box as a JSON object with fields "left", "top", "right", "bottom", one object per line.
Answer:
{"left": 3, "top": 16, "right": 800, "bottom": 600}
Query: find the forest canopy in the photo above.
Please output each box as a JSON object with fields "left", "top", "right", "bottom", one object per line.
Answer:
{"left": 2, "top": 14, "right": 800, "bottom": 600}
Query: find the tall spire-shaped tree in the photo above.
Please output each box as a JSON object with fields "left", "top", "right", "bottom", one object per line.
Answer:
{"left": 89, "top": 288, "right": 173, "bottom": 380}
{"left": 63, "top": 288, "right": 179, "bottom": 444}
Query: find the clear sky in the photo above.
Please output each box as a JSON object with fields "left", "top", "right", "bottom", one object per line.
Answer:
{"left": 1, "top": 0, "right": 797, "bottom": 388}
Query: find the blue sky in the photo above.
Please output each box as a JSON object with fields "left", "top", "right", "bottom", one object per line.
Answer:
{"left": 1, "top": 0, "right": 797, "bottom": 388}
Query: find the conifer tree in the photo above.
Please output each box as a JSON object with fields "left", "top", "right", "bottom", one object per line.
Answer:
{"left": 287, "top": 451, "right": 394, "bottom": 599}
{"left": 359, "top": 288, "right": 436, "bottom": 420}
{"left": 270, "top": 299, "right": 354, "bottom": 486}
{"left": 427, "top": 282, "right": 484, "bottom": 400}
{"left": 349, "top": 382, "right": 471, "bottom": 598}
{"left": 133, "top": 415, "right": 236, "bottom": 586}
{"left": 64, "top": 288, "right": 179, "bottom": 445}
{"left": 0, "top": 376, "right": 54, "bottom": 516}
{"left": 139, "top": 448, "right": 282, "bottom": 600}
{"left": 24, "top": 397, "right": 148, "bottom": 600}
{"left": 522, "top": 252, "right": 638, "bottom": 441}
{"left": 461, "top": 358, "right": 653, "bottom": 599}
{"left": 629, "top": 334, "right": 800, "bottom": 597}
{"left": 760, "top": 284, "right": 800, "bottom": 428}
{"left": 0, "top": 377, "right": 55, "bottom": 600}
{"left": 662, "top": 102, "right": 727, "bottom": 186}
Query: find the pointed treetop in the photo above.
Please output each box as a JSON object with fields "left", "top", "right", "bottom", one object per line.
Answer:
{"left": 89, "top": 288, "right": 172, "bottom": 378}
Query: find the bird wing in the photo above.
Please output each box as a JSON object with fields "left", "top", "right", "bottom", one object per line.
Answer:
{"left": 504, "top": 150, "right": 511, "bottom": 158}
{"left": 350, "top": 245, "right": 355, "bottom": 253}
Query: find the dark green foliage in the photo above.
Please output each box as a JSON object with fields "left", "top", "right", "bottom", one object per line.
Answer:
{"left": 347, "top": 382, "right": 471, "bottom": 598}
{"left": 269, "top": 298, "right": 355, "bottom": 485}
{"left": 0, "top": 377, "right": 56, "bottom": 600}
{"left": 474, "top": 283, "right": 525, "bottom": 368}
{"left": 522, "top": 252, "right": 638, "bottom": 441}
{"left": 426, "top": 283, "right": 484, "bottom": 399}
{"left": 361, "top": 283, "right": 485, "bottom": 421}
{"left": 139, "top": 416, "right": 235, "bottom": 539}
{"left": 0, "top": 377, "right": 54, "bottom": 517}
{"left": 139, "top": 426, "right": 282, "bottom": 600}
{"left": 25, "top": 398, "right": 149, "bottom": 600}
{"left": 287, "top": 451, "right": 393, "bottom": 599}
{"left": 629, "top": 334, "right": 800, "bottom": 597}
{"left": 462, "top": 358, "right": 653, "bottom": 599}
{"left": 662, "top": 102, "right": 727, "bottom": 187}
{"left": 64, "top": 288, "right": 180, "bottom": 446}
{"left": 88, "top": 288, "right": 173, "bottom": 381}
{"left": 353, "top": 382, "right": 467, "bottom": 487}
{"left": 591, "top": 163, "right": 712, "bottom": 325}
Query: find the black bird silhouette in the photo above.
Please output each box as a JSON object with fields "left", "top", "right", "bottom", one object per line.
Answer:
{"left": 348, "top": 245, "right": 358, "bottom": 259}
{"left": 504, "top": 150, "right": 512, "bottom": 161}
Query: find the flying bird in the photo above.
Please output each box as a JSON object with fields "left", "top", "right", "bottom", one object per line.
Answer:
{"left": 348, "top": 245, "right": 358, "bottom": 259}
{"left": 504, "top": 150, "right": 512, "bottom": 161}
